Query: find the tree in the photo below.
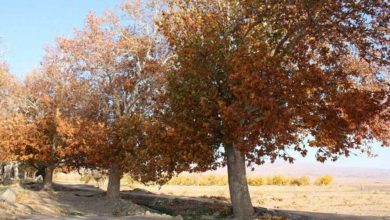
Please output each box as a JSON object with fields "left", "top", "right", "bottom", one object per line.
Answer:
{"left": 55, "top": 1, "right": 170, "bottom": 201}
{"left": 0, "top": 62, "right": 20, "bottom": 116}
{"left": 0, "top": 62, "right": 20, "bottom": 162}
{"left": 0, "top": 54, "right": 98, "bottom": 190}
{"left": 160, "top": 0, "right": 389, "bottom": 218}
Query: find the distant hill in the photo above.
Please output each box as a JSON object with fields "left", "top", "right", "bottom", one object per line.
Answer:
{"left": 211, "top": 161, "right": 390, "bottom": 183}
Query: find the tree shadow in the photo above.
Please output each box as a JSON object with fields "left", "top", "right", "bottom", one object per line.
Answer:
{"left": 120, "top": 187, "right": 389, "bottom": 220}
{"left": 14, "top": 182, "right": 390, "bottom": 220}
{"left": 271, "top": 209, "right": 390, "bottom": 220}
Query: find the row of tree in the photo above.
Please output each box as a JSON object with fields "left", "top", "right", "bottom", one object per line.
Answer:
{"left": 1, "top": 0, "right": 389, "bottom": 218}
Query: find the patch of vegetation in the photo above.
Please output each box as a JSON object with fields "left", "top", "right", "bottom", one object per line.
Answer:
{"left": 148, "top": 174, "right": 334, "bottom": 186}
{"left": 120, "top": 172, "right": 334, "bottom": 188}
{"left": 123, "top": 175, "right": 137, "bottom": 188}
{"left": 166, "top": 174, "right": 228, "bottom": 186}
{"left": 198, "top": 175, "right": 227, "bottom": 186}
{"left": 290, "top": 176, "right": 310, "bottom": 186}
{"left": 248, "top": 177, "right": 266, "bottom": 186}
{"left": 268, "top": 175, "right": 292, "bottom": 186}
{"left": 315, "top": 175, "right": 334, "bottom": 186}
{"left": 168, "top": 175, "right": 196, "bottom": 185}
{"left": 79, "top": 175, "right": 92, "bottom": 184}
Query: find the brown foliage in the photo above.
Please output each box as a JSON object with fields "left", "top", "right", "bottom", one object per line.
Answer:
{"left": 160, "top": 0, "right": 389, "bottom": 165}
{"left": 159, "top": 1, "right": 389, "bottom": 215}
{"left": 47, "top": 2, "right": 174, "bottom": 184}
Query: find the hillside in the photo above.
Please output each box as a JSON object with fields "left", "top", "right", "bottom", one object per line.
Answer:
{"left": 211, "top": 161, "right": 390, "bottom": 184}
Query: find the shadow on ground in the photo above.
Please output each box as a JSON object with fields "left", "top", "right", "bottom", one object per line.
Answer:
{"left": 10, "top": 182, "right": 390, "bottom": 220}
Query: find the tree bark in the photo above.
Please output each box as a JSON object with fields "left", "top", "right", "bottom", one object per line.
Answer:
{"left": 13, "top": 162, "right": 19, "bottom": 180}
{"left": 43, "top": 165, "right": 54, "bottom": 191}
{"left": 3, "top": 164, "right": 12, "bottom": 184}
{"left": 36, "top": 165, "right": 46, "bottom": 179}
{"left": 106, "top": 161, "right": 121, "bottom": 201}
{"left": 226, "top": 143, "right": 254, "bottom": 219}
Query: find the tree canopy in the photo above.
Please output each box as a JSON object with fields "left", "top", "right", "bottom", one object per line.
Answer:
{"left": 159, "top": 0, "right": 389, "bottom": 217}
{"left": 0, "top": 0, "right": 388, "bottom": 218}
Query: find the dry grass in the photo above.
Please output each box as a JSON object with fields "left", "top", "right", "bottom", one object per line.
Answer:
{"left": 53, "top": 172, "right": 390, "bottom": 217}
{"left": 0, "top": 185, "right": 65, "bottom": 218}
{"left": 165, "top": 174, "right": 323, "bottom": 186}
{"left": 134, "top": 183, "right": 390, "bottom": 217}
{"left": 315, "top": 175, "right": 334, "bottom": 186}
{"left": 55, "top": 172, "right": 331, "bottom": 188}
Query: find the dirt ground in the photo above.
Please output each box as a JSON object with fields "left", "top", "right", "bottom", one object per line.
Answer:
{"left": 54, "top": 172, "right": 390, "bottom": 219}
{"left": 0, "top": 173, "right": 389, "bottom": 220}
{"left": 0, "top": 183, "right": 180, "bottom": 220}
{"left": 136, "top": 184, "right": 390, "bottom": 217}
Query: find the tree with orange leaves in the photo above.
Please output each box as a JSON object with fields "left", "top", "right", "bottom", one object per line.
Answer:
{"left": 53, "top": 0, "right": 171, "bottom": 201}
{"left": 0, "top": 52, "right": 106, "bottom": 190}
{"left": 0, "top": 61, "right": 20, "bottom": 162}
{"left": 160, "top": 0, "right": 389, "bottom": 217}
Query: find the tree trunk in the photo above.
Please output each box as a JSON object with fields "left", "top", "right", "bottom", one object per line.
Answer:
{"left": 43, "top": 165, "right": 54, "bottom": 191}
{"left": 226, "top": 143, "right": 254, "bottom": 219}
{"left": 36, "top": 165, "right": 46, "bottom": 179}
{"left": 13, "top": 162, "right": 19, "bottom": 180}
{"left": 106, "top": 161, "right": 121, "bottom": 201}
{"left": 3, "top": 164, "right": 12, "bottom": 184}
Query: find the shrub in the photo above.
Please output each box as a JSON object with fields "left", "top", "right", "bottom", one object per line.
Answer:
{"left": 315, "top": 175, "right": 333, "bottom": 186}
{"left": 200, "top": 175, "right": 227, "bottom": 186}
{"left": 123, "top": 175, "right": 137, "bottom": 187}
{"left": 80, "top": 171, "right": 106, "bottom": 187}
{"left": 168, "top": 174, "right": 227, "bottom": 186}
{"left": 80, "top": 174, "right": 93, "bottom": 184}
{"left": 168, "top": 175, "right": 195, "bottom": 185}
{"left": 166, "top": 174, "right": 328, "bottom": 186}
{"left": 268, "top": 175, "right": 291, "bottom": 185}
{"left": 290, "top": 176, "right": 310, "bottom": 186}
{"left": 247, "top": 177, "right": 265, "bottom": 186}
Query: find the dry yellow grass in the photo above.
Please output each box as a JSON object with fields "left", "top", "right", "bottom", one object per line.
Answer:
{"left": 0, "top": 185, "right": 65, "bottom": 218}
{"left": 141, "top": 173, "right": 325, "bottom": 186}
{"left": 54, "top": 172, "right": 390, "bottom": 217}
{"left": 314, "top": 175, "right": 334, "bottom": 186}
{"left": 131, "top": 183, "right": 390, "bottom": 217}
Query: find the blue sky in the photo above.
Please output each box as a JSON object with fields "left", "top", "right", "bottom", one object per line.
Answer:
{"left": 0, "top": 0, "right": 121, "bottom": 79}
{"left": 294, "top": 144, "right": 390, "bottom": 169}
{"left": 0, "top": 1, "right": 389, "bottom": 169}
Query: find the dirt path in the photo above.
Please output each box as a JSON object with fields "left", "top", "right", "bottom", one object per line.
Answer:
{"left": 0, "top": 184, "right": 179, "bottom": 220}
{"left": 17, "top": 215, "right": 174, "bottom": 220}
{"left": 1, "top": 183, "right": 389, "bottom": 220}
{"left": 52, "top": 183, "right": 390, "bottom": 220}
{"left": 134, "top": 184, "right": 390, "bottom": 218}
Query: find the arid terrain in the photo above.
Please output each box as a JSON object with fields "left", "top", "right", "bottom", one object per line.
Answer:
{"left": 1, "top": 164, "right": 390, "bottom": 220}
{"left": 138, "top": 184, "right": 390, "bottom": 217}
{"left": 50, "top": 165, "right": 390, "bottom": 219}
{"left": 1, "top": 1, "right": 390, "bottom": 220}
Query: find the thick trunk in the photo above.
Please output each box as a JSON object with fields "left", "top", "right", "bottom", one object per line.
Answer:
{"left": 106, "top": 161, "right": 121, "bottom": 201}
{"left": 43, "top": 165, "right": 54, "bottom": 191}
{"left": 226, "top": 143, "right": 254, "bottom": 219}
{"left": 13, "top": 162, "right": 19, "bottom": 180}
{"left": 36, "top": 165, "right": 47, "bottom": 179}
{"left": 3, "top": 164, "right": 12, "bottom": 184}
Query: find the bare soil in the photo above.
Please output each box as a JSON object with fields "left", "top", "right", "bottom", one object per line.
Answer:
{"left": 0, "top": 173, "right": 389, "bottom": 220}
{"left": 136, "top": 184, "right": 390, "bottom": 218}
